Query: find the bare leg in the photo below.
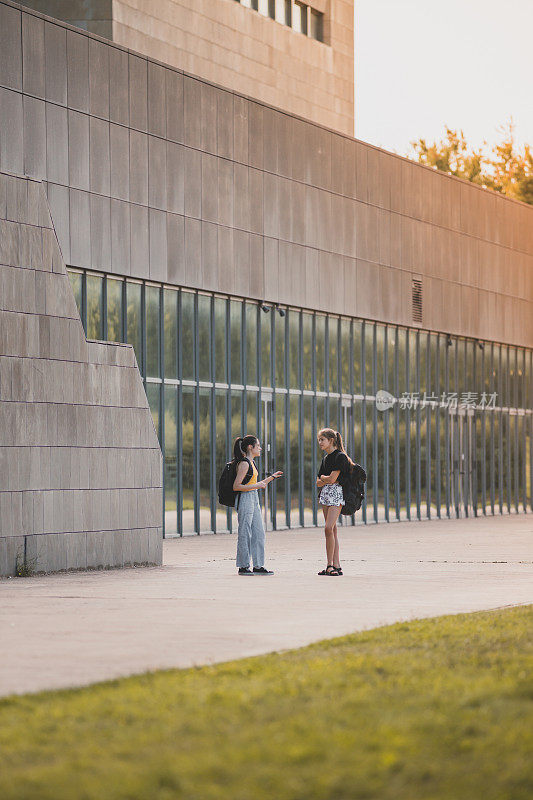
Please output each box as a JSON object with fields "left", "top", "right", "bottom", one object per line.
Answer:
{"left": 321, "top": 507, "right": 329, "bottom": 564}
{"left": 323, "top": 505, "right": 342, "bottom": 566}
{"left": 332, "top": 520, "right": 340, "bottom": 569}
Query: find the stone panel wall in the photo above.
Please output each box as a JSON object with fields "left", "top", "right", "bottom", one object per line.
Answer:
{"left": 0, "top": 171, "right": 163, "bottom": 576}
{"left": 20, "top": 0, "right": 355, "bottom": 138}
{"left": 0, "top": 1, "right": 532, "bottom": 349}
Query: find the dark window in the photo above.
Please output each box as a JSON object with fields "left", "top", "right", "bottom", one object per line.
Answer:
{"left": 310, "top": 9, "right": 323, "bottom": 41}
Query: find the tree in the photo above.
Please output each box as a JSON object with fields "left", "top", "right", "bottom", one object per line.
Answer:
{"left": 410, "top": 127, "right": 485, "bottom": 185}
{"left": 483, "top": 121, "right": 533, "bottom": 204}
{"left": 408, "top": 120, "right": 533, "bottom": 206}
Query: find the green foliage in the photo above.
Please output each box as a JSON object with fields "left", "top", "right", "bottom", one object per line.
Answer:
{"left": 0, "top": 607, "right": 532, "bottom": 799}
{"left": 14, "top": 552, "right": 36, "bottom": 577}
{"left": 411, "top": 126, "right": 485, "bottom": 184}
{"left": 409, "top": 120, "right": 533, "bottom": 205}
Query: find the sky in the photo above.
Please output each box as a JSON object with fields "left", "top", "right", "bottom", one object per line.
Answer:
{"left": 354, "top": 0, "right": 533, "bottom": 159}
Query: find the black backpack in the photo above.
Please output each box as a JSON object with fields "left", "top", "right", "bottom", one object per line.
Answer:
{"left": 218, "top": 458, "right": 254, "bottom": 507}
{"left": 340, "top": 462, "right": 367, "bottom": 516}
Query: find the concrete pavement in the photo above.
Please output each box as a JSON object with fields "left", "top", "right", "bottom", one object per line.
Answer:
{"left": 1, "top": 514, "right": 532, "bottom": 697}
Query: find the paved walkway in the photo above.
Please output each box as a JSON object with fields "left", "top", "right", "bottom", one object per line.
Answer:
{"left": 1, "top": 514, "right": 532, "bottom": 696}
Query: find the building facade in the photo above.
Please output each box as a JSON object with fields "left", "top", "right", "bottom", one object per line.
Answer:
{"left": 20, "top": 0, "right": 355, "bottom": 137}
{"left": 0, "top": 0, "right": 532, "bottom": 557}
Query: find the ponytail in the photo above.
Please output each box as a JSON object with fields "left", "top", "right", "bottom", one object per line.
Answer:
{"left": 335, "top": 430, "right": 354, "bottom": 465}
{"left": 233, "top": 434, "right": 258, "bottom": 463}
{"left": 233, "top": 437, "right": 245, "bottom": 462}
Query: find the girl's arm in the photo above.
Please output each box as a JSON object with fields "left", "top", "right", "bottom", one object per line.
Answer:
{"left": 233, "top": 461, "right": 257, "bottom": 492}
{"left": 319, "top": 469, "right": 340, "bottom": 485}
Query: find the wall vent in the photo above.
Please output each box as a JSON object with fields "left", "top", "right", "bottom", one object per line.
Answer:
{"left": 412, "top": 278, "right": 423, "bottom": 323}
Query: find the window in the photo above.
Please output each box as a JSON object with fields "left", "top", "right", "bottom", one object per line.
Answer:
{"left": 198, "top": 294, "right": 212, "bottom": 382}
{"left": 293, "top": 1, "right": 307, "bottom": 34}
{"left": 310, "top": 8, "right": 323, "bottom": 41}
{"left": 86, "top": 274, "right": 103, "bottom": 340}
{"left": 164, "top": 385, "right": 178, "bottom": 534}
{"left": 106, "top": 277, "right": 123, "bottom": 343}
{"left": 236, "top": 0, "right": 324, "bottom": 40}
{"left": 275, "top": 0, "right": 291, "bottom": 25}
{"left": 68, "top": 271, "right": 83, "bottom": 320}
{"left": 214, "top": 297, "right": 228, "bottom": 384}
{"left": 145, "top": 285, "right": 161, "bottom": 379}
{"left": 164, "top": 289, "right": 178, "bottom": 379}
{"left": 181, "top": 291, "right": 195, "bottom": 381}
{"left": 258, "top": 0, "right": 275, "bottom": 18}
{"left": 126, "top": 281, "right": 142, "bottom": 371}
{"left": 245, "top": 302, "right": 258, "bottom": 386}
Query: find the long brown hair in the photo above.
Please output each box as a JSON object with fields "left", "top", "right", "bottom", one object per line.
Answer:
{"left": 233, "top": 435, "right": 258, "bottom": 463}
{"left": 318, "top": 428, "right": 354, "bottom": 465}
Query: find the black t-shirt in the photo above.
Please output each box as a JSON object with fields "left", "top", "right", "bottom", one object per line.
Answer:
{"left": 318, "top": 449, "right": 350, "bottom": 484}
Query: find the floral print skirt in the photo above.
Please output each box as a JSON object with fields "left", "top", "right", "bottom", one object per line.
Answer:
{"left": 319, "top": 483, "right": 344, "bottom": 507}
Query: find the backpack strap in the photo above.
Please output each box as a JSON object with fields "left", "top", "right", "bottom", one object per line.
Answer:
{"left": 241, "top": 457, "right": 254, "bottom": 486}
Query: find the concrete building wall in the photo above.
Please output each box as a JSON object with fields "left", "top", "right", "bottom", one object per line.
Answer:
{"left": 20, "top": 0, "right": 355, "bottom": 138}
{"left": 0, "top": 171, "right": 163, "bottom": 576}
{"left": 0, "top": 1, "right": 532, "bottom": 351}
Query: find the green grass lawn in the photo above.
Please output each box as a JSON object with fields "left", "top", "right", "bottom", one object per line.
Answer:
{"left": 1, "top": 606, "right": 532, "bottom": 800}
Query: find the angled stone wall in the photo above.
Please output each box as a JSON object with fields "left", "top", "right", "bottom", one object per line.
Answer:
{"left": 0, "top": 171, "right": 163, "bottom": 576}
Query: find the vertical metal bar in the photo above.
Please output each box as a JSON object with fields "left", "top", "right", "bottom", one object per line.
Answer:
{"left": 349, "top": 320, "right": 355, "bottom": 526}
{"left": 270, "top": 309, "right": 276, "bottom": 529}
{"left": 140, "top": 282, "right": 146, "bottom": 381}
{"left": 497, "top": 344, "right": 502, "bottom": 515}
{"left": 394, "top": 327, "right": 400, "bottom": 520}
{"left": 263, "top": 398, "right": 268, "bottom": 531}
{"left": 81, "top": 270, "right": 88, "bottom": 333}
{"left": 311, "top": 314, "right": 317, "bottom": 526}
{"left": 210, "top": 296, "right": 217, "bottom": 532}
{"left": 506, "top": 350, "right": 512, "bottom": 513}
{"left": 312, "top": 394, "right": 318, "bottom": 526}
{"left": 489, "top": 344, "right": 495, "bottom": 514}
{"left": 311, "top": 313, "right": 316, "bottom": 396}
{"left": 176, "top": 291, "right": 183, "bottom": 536}
{"left": 121, "top": 279, "right": 127, "bottom": 344}
{"left": 159, "top": 287, "right": 166, "bottom": 539}
{"left": 426, "top": 334, "right": 431, "bottom": 518}
{"left": 524, "top": 351, "right": 533, "bottom": 511}
{"left": 372, "top": 324, "right": 378, "bottom": 523}
{"left": 324, "top": 316, "right": 330, "bottom": 400}
{"left": 102, "top": 275, "right": 108, "bottom": 341}
{"left": 241, "top": 302, "right": 246, "bottom": 433}
{"left": 514, "top": 411, "right": 519, "bottom": 513}
{"left": 284, "top": 313, "right": 290, "bottom": 527}
{"left": 435, "top": 335, "right": 441, "bottom": 518}
{"left": 444, "top": 336, "right": 450, "bottom": 517}
{"left": 405, "top": 329, "right": 411, "bottom": 521}
{"left": 193, "top": 293, "right": 200, "bottom": 534}
{"left": 361, "top": 321, "right": 367, "bottom": 524}
{"left": 520, "top": 411, "right": 525, "bottom": 512}
{"left": 298, "top": 311, "right": 304, "bottom": 527}
{"left": 299, "top": 392, "right": 304, "bottom": 527}
{"left": 384, "top": 326, "right": 389, "bottom": 522}
{"left": 415, "top": 331, "right": 421, "bottom": 520}
{"left": 528, "top": 351, "right": 532, "bottom": 512}
{"left": 449, "top": 412, "right": 454, "bottom": 515}
{"left": 177, "top": 384, "right": 183, "bottom": 537}
{"left": 481, "top": 345, "right": 486, "bottom": 515}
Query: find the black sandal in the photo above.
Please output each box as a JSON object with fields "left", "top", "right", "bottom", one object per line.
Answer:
{"left": 335, "top": 566, "right": 343, "bottom": 575}
{"left": 318, "top": 565, "right": 340, "bottom": 576}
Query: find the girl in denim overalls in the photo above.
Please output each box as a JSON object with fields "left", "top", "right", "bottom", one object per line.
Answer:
{"left": 232, "top": 435, "right": 283, "bottom": 576}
